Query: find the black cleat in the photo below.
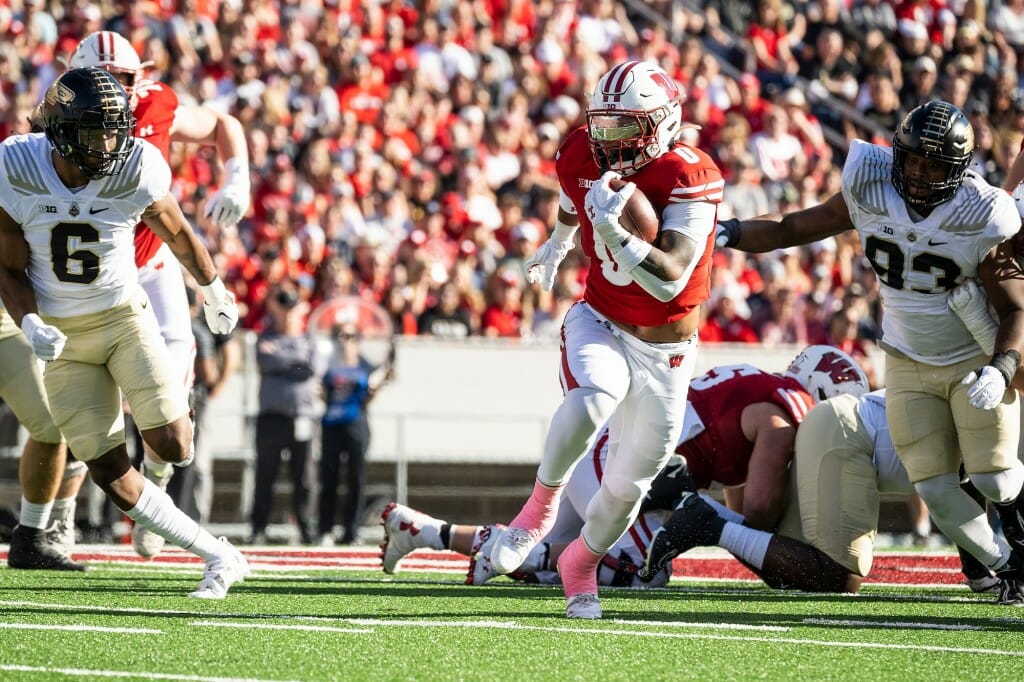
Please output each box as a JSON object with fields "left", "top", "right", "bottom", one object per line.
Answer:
{"left": 7, "top": 525, "right": 88, "bottom": 571}
{"left": 995, "top": 553, "right": 1024, "bottom": 606}
{"left": 995, "top": 498, "right": 1024, "bottom": 555}
{"left": 638, "top": 492, "right": 724, "bottom": 582}
{"left": 958, "top": 545, "right": 999, "bottom": 593}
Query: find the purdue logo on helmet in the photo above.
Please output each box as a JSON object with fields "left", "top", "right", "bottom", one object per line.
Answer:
{"left": 891, "top": 100, "right": 974, "bottom": 210}
{"left": 41, "top": 67, "right": 136, "bottom": 180}
{"left": 586, "top": 61, "right": 684, "bottom": 175}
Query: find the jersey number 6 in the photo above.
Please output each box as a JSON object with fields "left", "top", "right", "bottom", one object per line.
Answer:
{"left": 51, "top": 222, "right": 100, "bottom": 284}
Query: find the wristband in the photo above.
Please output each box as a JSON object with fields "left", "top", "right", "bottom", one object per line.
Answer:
{"left": 200, "top": 276, "right": 227, "bottom": 302}
{"left": 552, "top": 219, "right": 576, "bottom": 243}
{"left": 990, "top": 350, "right": 1021, "bottom": 386}
{"left": 223, "top": 157, "right": 250, "bottom": 190}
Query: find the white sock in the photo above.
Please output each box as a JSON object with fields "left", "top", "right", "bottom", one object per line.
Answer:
{"left": 701, "top": 495, "right": 745, "bottom": 524}
{"left": 124, "top": 479, "right": 224, "bottom": 562}
{"left": 50, "top": 496, "right": 76, "bottom": 523}
{"left": 19, "top": 497, "right": 53, "bottom": 529}
{"left": 718, "top": 521, "right": 772, "bottom": 570}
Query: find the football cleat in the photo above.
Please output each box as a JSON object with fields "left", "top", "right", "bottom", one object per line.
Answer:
{"left": 639, "top": 492, "right": 725, "bottom": 581}
{"left": 490, "top": 527, "right": 546, "bottom": 575}
{"left": 44, "top": 511, "right": 77, "bottom": 559}
{"left": 958, "top": 545, "right": 998, "bottom": 593}
{"left": 379, "top": 502, "right": 441, "bottom": 574}
{"left": 132, "top": 459, "right": 174, "bottom": 559}
{"left": 967, "top": 575, "right": 1001, "bottom": 594}
{"left": 188, "top": 538, "right": 250, "bottom": 599}
{"left": 995, "top": 555, "right": 1024, "bottom": 606}
{"left": 565, "top": 593, "right": 602, "bottom": 619}
{"left": 7, "top": 525, "right": 87, "bottom": 571}
{"left": 465, "top": 525, "right": 503, "bottom": 586}
{"left": 640, "top": 456, "right": 696, "bottom": 513}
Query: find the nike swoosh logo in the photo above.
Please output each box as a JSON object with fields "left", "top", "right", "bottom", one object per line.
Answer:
{"left": 928, "top": 239, "right": 947, "bottom": 246}
{"left": 88, "top": 207, "right": 109, "bottom": 215}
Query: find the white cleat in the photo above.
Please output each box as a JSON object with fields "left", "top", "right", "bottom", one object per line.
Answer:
{"left": 465, "top": 525, "right": 503, "bottom": 586}
{"left": 565, "top": 593, "right": 602, "bottom": 619}
{"left": 490, "top": 527, "right": 545, "bottom": 575}
{"left": 189, "top": 539, "right": 250, "bottom": 599}
{"left": 379, "top": 502, "right": 440, "bottom": 574}
{"left": 45, "top": 513, "right": 76, "bottom": 559}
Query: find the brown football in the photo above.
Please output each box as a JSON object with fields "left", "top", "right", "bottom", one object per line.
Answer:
{"left": 608, "top": 177, "right": 660, "bottom": 243}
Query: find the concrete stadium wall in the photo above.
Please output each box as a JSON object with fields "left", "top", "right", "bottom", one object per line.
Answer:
{"left": 202, "top": 336, "right": 889, "bottom": 466}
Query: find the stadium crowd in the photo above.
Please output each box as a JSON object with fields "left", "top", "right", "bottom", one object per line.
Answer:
{"left": 0, "top": 0, "right": 1021, "bottom": 372}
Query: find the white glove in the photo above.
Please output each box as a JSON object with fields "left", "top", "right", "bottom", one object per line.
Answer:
{"left": 524, "top": 236, "right": 575, "bottom": 291}
{"left": 584, "top": 170, "right": 635, "bottom": 226}
{"left": 200, "top": 277, "right": 239, "bottom": 334}
{"left": 962, "top": 366, "right": 1008, "bottom": 410}
{"left": 21, "top": 313, "right": 66, "bottom": 362}
{"left": 204, "top": 158, "right": 250, "bottom": 228}
{"left": 948, "top": 279, "right": 997, "bottom": 354}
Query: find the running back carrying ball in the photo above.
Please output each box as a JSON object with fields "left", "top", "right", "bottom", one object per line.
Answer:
{"left": 608, "top": 177, "right": 660, "bottom": 242}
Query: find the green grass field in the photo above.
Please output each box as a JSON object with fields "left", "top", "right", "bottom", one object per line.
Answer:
{"left": 2, "top": 547, "right": 1024, "bottom": 682}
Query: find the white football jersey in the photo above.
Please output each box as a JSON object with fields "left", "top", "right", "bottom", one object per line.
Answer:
{"left": 0, "top": 133, "right": 170, "bottom": 317}
{"left": 856, "top": 390, "right": 913, "bottom": 495}
{"left": 842, "top": 139, "right": 1019, "bottom": 365}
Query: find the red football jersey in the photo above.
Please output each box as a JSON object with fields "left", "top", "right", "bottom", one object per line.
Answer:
{"left": 555, "top": 126, "right": 722, "bottom": 327}
{"left": 131, "top": 79, "right": 179, "bottom": 268}
{"left": 677, "top": 364, "right": 814, "bottom": 489}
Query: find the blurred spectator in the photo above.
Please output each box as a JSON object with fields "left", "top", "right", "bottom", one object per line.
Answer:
{"left": 700, "top": 282, "right": 759, "bottom": 344}
{"left": 250, "top": 283, "right": 325, "bottom": 545}
{"left": 418, "top": 281, "right": 474, "bottom": 339}
{"left": 318, "top": 321, "right": 393, "bottom": 546}
{"left": 899, "top": 55, "right": 939, "bottom": 111}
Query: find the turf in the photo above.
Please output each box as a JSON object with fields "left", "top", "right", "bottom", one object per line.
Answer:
{"left": 1, "top": 550, "right": 1024, "bottom": 682}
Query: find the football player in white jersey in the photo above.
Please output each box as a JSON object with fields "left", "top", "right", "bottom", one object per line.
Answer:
{"left": 65, "top": 31, "right": 251, "bottom": 559}
{"left": 717, "top": 100, "right": 1024, "bottom": 605}
{"left": 0, "top": 68, "right": 247, "bottom": 598}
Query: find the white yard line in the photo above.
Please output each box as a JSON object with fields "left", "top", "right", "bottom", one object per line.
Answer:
{"left": 614, "top": 619, "right": 790, "bottom": 631}
{"left": 191, "top": 621, "right": 372, "bottom": 634}
{"left": 0, "top": 623, "right": 162, "bottom": 634}
{"left": 184, "top": 618, "right": 1023, "bottom": 657}
{"left": 0, "top": 665, "right": 301, "bottom": 682}
{"left": 804, "top": 617, "right": 983, "bottom": 631}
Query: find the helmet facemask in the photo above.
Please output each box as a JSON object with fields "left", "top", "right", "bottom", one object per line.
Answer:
{"left": 891, "top": 101, "right": 974, "bottom": 210}
{"left": 43, "top": 69, "right": 137, "bottom": 180}
{"left": 587, "top": 61, "right": 683, "bottom": 175}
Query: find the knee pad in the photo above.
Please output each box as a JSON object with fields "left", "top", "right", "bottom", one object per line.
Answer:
{"left": 970, "top": 462, "right": 1024, "bottom": 504}
{"left": 63, "top": 459, "right": 88, "bottom": 480}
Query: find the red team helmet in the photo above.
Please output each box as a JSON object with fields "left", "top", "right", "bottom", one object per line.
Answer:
{"left": 586, "top": 60, "right": 684, "bottom": 175}
{"left": 783, "top": 345, "right": 871, "bottom": 402}
{"left": 67, "top": 31, "right": 152, "bottom": 107}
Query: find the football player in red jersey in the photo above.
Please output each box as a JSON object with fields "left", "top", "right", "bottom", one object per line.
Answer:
{"left": 53, "top": 31, "right": 250, "bottom": 559}
{"left": 489, "top": 60, "right": 726, "bottom": 619}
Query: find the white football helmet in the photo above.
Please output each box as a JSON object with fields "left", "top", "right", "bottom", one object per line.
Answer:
{"left": 587, "top": 60, "right": 683, "bottom": 175}
{"left": 67, "top": 31, "right": 152, "bottom": 107}
{"left": 783, "top": 345, "right": 870, "bottom": 402}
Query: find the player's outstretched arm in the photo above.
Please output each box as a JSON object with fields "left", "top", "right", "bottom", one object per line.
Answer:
{"left": 719, "top": 191, "right": 855, "bottom": 253}
{"left": 142, "top": 193, "right": 218, "bottom": 285}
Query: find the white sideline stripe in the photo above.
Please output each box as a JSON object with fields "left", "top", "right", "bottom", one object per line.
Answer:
{"left": 0, "top": 665, "right": 301, "bottom": 682}
{"left": 187, "top": 619, "right": 1024, "bottom": 656}
{"left": 0, "top": 623, "right": 162, "bottom": 634}
{"left": 0, "top": 600, "right": 234, "bottom": 618}
{"left": 804, "top": 618, "right": 983, "bottom": 631}
{"left": 192, "top": 621, "right": 371, "bottom": 634}
{"left": 614, "top": 619, "right": 789, "bottom": 632}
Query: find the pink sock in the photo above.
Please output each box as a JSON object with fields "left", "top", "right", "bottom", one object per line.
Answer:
{"left": 557, "top": 536, "right": 602, "bottom": 598}
{"left": 509, "top": 480, "right": 563, "bottom": 534}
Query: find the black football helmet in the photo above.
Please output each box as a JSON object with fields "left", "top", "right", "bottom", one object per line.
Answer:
{"left": 41, "top": 67, "right": 135, "bottom": 180}
{"left": 891, "top": 100, "right": 974, "bottom": 210}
